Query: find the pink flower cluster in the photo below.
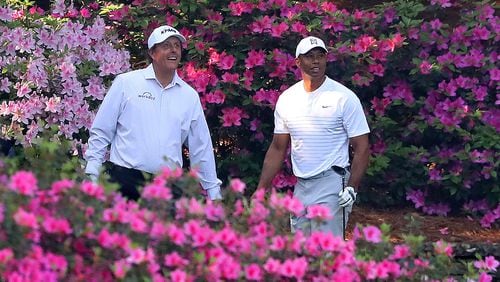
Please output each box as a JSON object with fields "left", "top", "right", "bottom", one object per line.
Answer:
{"left": 2, "top": 169, "right": 493, "bottom": 281}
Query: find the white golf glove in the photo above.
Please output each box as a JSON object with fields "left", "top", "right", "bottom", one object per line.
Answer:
{"left": 338, "top": 186, "right": 357, "bottom": 208}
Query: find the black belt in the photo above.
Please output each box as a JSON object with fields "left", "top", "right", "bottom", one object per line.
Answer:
{"left": 298, "top": 166, "right": 350, "bottom": 180}
{"left": 332, "top": 165, "right": 350, "bottom": 176}
{"left": 107, "top": 163, "right": 152, "bottom": 179}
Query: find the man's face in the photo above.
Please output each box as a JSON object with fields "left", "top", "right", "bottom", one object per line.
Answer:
{"left": 149, "top": 36, "right": 182, "bottom": 71}
{"left": 296, "top": 48, "right": 327, "bottom": 79}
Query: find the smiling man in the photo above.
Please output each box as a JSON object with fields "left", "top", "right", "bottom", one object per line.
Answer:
{"left": 257, "top": 36, "right": 370, "bottom": 239}
{"left": 85, "top": 25, "right": 222, "bottom": 201}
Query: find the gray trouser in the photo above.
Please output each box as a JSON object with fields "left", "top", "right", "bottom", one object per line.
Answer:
{"left": 291, "top": 168, "right": 352, "bottom": 237}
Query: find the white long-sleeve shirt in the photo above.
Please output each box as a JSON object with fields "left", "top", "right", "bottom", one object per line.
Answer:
{"left": 85, "top": 64, "right": 222, "bottom": 199}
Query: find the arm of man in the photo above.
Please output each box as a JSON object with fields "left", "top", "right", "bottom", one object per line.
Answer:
{"left": 257, "top": 133, "right": 290, "bottom": 190}
{"left": 347, "top": 133, "right": 370, "bottom": 191}
{"left": 187, "top": 101, "right": 222, "bottom": 200}
{"left": 84, "top": 76, "right": 123, "bottom": 180}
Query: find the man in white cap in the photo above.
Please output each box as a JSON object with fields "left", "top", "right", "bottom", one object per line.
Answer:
{"left": 85, "top": 25, "right": 222, "bottom": 201}
{"left": 257, "top": 36, "right": 370, "bottom": 238}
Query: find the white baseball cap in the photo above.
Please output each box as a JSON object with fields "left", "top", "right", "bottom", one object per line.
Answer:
{"left": 295, "top": 36, "right": 328, "bottom": 58}
{"left": 147, "top": 25, "right": 186, "bottom": 49}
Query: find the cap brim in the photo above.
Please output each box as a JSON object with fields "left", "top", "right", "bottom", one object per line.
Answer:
{"left": 296, "top": 46, "right": 328, "bottom": 58}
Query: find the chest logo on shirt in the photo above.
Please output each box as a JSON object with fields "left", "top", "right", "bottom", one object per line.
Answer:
{"left": 138, "top": 92, "right": 155, "bottom": 101}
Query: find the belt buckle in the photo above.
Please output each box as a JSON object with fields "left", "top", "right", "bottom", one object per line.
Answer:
{"left": 332, "top": 166, "right": 346, "bottom": 176}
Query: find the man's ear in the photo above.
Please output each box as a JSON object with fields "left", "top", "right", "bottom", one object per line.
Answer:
{"left": 295, "top": 57, "right": 301, "bottom": 68}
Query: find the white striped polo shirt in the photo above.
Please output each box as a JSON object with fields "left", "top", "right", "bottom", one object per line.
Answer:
{"left": 274, "top": 76, "right": 370, "bottom": 178}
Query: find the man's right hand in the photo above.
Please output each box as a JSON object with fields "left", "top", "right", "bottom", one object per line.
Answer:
{"left": 86, "top": 174, "right": 98, "bottom": 183}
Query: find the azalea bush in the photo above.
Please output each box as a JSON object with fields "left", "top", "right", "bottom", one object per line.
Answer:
{"left": 0, "top": 0, "right": 498, "bottom": 227}
{"left": 0, "top": 0, "right": 130, "bottom": 148}
{"left": 0, "top": 153, "right": 497, "bottom": 281}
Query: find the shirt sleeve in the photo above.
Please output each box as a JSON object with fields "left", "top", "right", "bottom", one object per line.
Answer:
{"left": 84, "top": 75, "right": 123, "bottom": 176}
{"left": 342, "top": 93, "right": 370, "bottom": 138}
{"left": 187, "top": 98, "right": 222, "bottom": 199}
{"left": 273, "top": 97, "right": 289, "bottom": 134}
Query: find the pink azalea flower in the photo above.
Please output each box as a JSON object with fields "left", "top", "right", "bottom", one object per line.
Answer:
{"left": 370, "top": 97, "right": 391, "bottom": 116}
{"left": 204, "top": 201, "right": 225, "bottom": 221}
{"left": 221, "top": 72, "right": 239, "bottom": 84}
{"left": 352, "top": 35, "right": 377, "bottom": 53}
{"left": 439, "top": 227, "right": 449, "bottom": 235}
{"left": 113, "top": 259, "right": 130, "bottom": 279}
{"left": 434, "top": 240, "right": 453, "bottom": 257}
{"left": 170, "top": 269, "right": 189, "bottom": 282}
{"left": 203, "top": 89, "right": 226, "bottom": 105}
{"left": 150, "top": 221, "right": 168, "bottom": 239}
{"left": 218, "top": 52, "right": 236, "bottom": 70}
{"left": 474, "top": 256, "right": 499, "bottom": 272}
{"left": 80, "top": 8, "right": 91, "bottom": 18}
{"left": 230, "top": 178, "right": 246, "bottom": 193}
{"left": 363, "top": 225, "right": 382, "bottom": 243}
{"left": 80, "top": 181, "right": 105, "bottom": 200}
{"left": 368, "top": 63, "right": 385, "bottom": 76}
{"left": 108, "top": 5, "right": 129, "bottom": 21}
{"left": 290, "top": 21, "right": 307, "bottom": 34}
{"left": 430, "top": 0, "right": 452, "bottom": 8}
{"left": 221, "top": 107, "right": 247, "bottom": 127}
{"left": 472, "top": 26, "right": 491, "bottom": 40}
{"left": 331, "top": 266, "right": 359, "bottom": 282}
{"left": 0, "top": 248, "right": 14, "bottom": 264}
{"left": 129, "top": 215, "right": 148, "bottom": 233}
{"left": 245, "top": 263, "right": 263, "bottom": 280}
{"left": 13, "top": 208, "right": 39, "bottom": 229}
{"left": 166, "top": 224, "right": 186, "bottom": 245}
{"left": 42, "top": 216, "right": 72, "bottom": 235}
{"left": 270, "top": 235, "right": 287, "bottom": 251}
{"left": 270, "top": 22, "right": 288, "bottom": 37}
{"left": 263, "top": 258, "right": 281, "bottom": 274}
{"left": 250, "top": 15, "right": 274, "bottom": 33}
{"left": 384, "top": 8, "right": 398, "bottom": 23}
{"left": 422, "top": 203, "right": 450, "bottom": 216}
{"left": 228, "top": 1, "right": 253, "bottom": 16}
{"left": 176, "top": 198, "right": 198, "bottom": 217}
{"left": 352, "top": 73, "right": 372, "bottom": 87}
{"left": 478, "top": 272, "right": 493, "bottom": 282}
{"left": 9, "top": 170, "right": 38, "bottom": 196}
{"left": 419, "top": 60, "right": 432, "bottom": 74}
{"left": 126, "top": 248, "right": 147, "bottom": 264}
{"left": 97, "top": 229, "right": 131, "bottom": 249}
{"left": 164, "top": 251, "right": 189, "bottom": 267}
{"left": 306, "top": 204, "right": 332, "bottom": 220}
{"left": 280, "top": 257, "right": 308, "bottom": 279}
{"left": 480, "top": 205, "right": 500, "bottom": 228}
{"left": 488, "top": 68, "right": 499, "bottom": 81}
{"left": 0, "top": 77, "right": 11, "bottom": 93}
{"left": 391, "top": 244, "right": 411, "bottom": 259}
{"left": 142, "top": 184, "right": 172, "bottom": 200}
{"left": 253, "top": 88, "right": 281, "bottom": 105}
{"left": 245, "top": 49, "right": 266, "bottom": 68}
{"left": 214, "top": 227, "right": 239, "bottom": 249}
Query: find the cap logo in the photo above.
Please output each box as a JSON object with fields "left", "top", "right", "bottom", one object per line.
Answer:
{"left": 161, "top": 28, "right": 177, "bottom": 34}
{"left": 310, "top": 38, "right": 318, "bottom": 45}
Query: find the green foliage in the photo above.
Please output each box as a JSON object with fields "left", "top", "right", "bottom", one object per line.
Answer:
{"left": 3, "top": 133, "right": 86, "bottom": 188}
